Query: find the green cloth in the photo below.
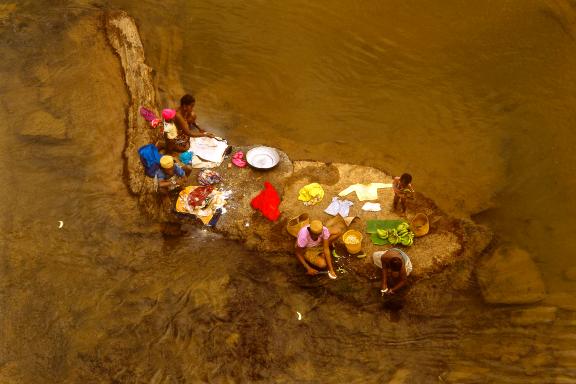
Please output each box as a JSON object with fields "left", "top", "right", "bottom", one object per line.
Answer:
{"left": 366, "top": 220, "right": 406, "bottom": 245}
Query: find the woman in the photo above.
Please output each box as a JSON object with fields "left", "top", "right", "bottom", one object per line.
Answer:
{"left": 155, "top": 155, "right": 188, "bottom": 194}
{"left": 294, "top": 220, "right": 337, "bottom": 279}
{"left": 372, "top": 248, "right": 413, "bottom": 295}
{"left": 162, "top": 109, "right": 191, "bottom": 154}
{"left": 175, "top": 94, "right": 214, "bottom": 138}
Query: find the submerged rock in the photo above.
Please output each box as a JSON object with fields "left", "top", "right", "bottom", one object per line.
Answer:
{"left": 563, "top": 266, "right": 576, "bottom": 282}
{"left": 544, "top": 293, "right": 576, "bottom": 312}
{"left": 510, "top": 306, "right": 557, "bottom": 326}
{"left": 19, "top": 110, "right": 67, "bottom": 140}
{"left": 476, "top": 246, "right": 546, "bottom": 304}
{"left": 440, "top": 364, "right": 490, "bottom": 383}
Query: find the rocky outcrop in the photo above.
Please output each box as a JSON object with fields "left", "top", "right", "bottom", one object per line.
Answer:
{"left": 105, "top": 11, "right": 164, "bottom": 217}
{"left": 105, "top": 11, "right": 494, "bottom": 283}
{"left": 510, "top": 306, "right": 557, "bottom": 326}
{"left": 476, "top": 246, "right": 546, "bottom": 304}
{"left": 19, "top": 110, "right": 67, "bottom": 141}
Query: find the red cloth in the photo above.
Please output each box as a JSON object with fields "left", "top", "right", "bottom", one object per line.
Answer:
{"left": 250, "top": 182, "right": 281, "bottom": 221}
{"left": 188, "top": 185, "right": 214, "bottom": 207}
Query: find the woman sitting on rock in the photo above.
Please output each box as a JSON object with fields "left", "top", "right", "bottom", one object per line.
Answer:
{"left": 295, "top": 220, "right": 337, "bottom": 279}
{"left": 162, "top": 109, "right": 191, "bottom": 154}
{"left": 156, "top": 155, "right": 189, "bottom": 193}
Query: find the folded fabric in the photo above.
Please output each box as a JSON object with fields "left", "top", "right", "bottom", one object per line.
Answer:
{"left": 191, "top": 155, "right": 219, "bottom": 169}
{"left": 361, "top": 202, "right": 381, "bottom": 212}
{"left": 176, "top": 186, "right": 231, "bottom": 225}
{"left": 338, "top": 183, "right": 393, "bottom": 201}
{"left": 189, "top": 137, "right": 229, "bottom": 164}
{"left": 232, "top": 151, "right": 247, "bottom": 167}
{"left": 298, "top": 183, "right": 324, "bottom": 206}
{"left": 198, "top": 169, "right": 221, "bottom": 185}
{"left": 188, "top": 185, "right": 214, "bottom": 208}
{"left": 251, "top": 182, "right": 281, "bottom": 221}
{"left": 324, "top": 197, "right": 354, "bottom": 217}
{"left": 163, "top": 121, "right": 178, "bottom": 139}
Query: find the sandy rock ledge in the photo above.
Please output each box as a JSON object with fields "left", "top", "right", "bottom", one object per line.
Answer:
{"left": 105, "top": 10, "right": 493, "bottom": 284}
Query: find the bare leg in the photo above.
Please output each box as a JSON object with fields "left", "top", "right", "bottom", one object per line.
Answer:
{"left": 400, "top": 197, "right": 407, "bottom": 216}
{"left": 393, "top": 195, "right": 399, "bottom": 211}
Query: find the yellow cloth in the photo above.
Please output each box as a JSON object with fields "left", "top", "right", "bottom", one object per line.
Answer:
{"left": 176, "top": 186, "right": 229, "bottom": 225}
{"left": 338, "top": 183, "right": 392, "bottom": 201}
{"left": 298, "top": 183, "right": 324, "bottom": 206}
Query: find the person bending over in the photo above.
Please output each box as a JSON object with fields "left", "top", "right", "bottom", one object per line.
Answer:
{"left": 295, "top": 220, "right": 337, "bottom": 279}
{"left": 156, "top": 155, "right": 188, "bottom": 193}
{"left": 373, "top": 248, "right": 412, "bottom": 296}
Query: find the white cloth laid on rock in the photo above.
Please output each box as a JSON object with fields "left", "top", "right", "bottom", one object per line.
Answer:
{"left": 191, "top": 155, "right": 219, "bottom": 169}
{"left": 361, "top": 202, "right": 381, "bottom": 212}
{"left": 189, "top": 137, "right": 228, "bottom": 164}
{"left": 338, "top": 183, "right": 393, "bottom": 201}
{"left": 324, "top": 197, "right": 354, "bottom": 217}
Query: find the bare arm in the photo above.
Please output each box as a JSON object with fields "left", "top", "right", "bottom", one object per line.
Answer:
{"left": 390, "top": 269, "right": 408, "bottom": 293}
{"left": 192, "top": 122, "right": 215, "bottom": 138}
{"left": 178, "top": 112, "right": 214, "bottom": 137}
{"left": 174, "top": 114, "right": 194, "bottom": 137}
{"left": 323, "top": 238, "right": 336, "bottom": 276}
{"left": 381, "top": 267, "right": 389, "bottom": 291}
{"left": 157, "top": 176, "right": 186, "bottom": 189}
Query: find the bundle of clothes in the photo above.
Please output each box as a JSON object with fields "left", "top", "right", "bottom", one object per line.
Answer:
{"left": 176, "top": 185, "right": 232, "bottom": 225}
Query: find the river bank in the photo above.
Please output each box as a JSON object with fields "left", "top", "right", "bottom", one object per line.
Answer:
{"left": 105, "top": 10, "right": 494, "bottom": 307}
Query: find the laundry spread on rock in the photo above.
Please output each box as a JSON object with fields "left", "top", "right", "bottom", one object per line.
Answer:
{"left": 338, "top": 183, "right": 392, "bottom": 201}
{"left": 298, "top": 183, "right": 324, "bottom": 206}
{"left": 251, "top": 181, "right": 281, "bottom": 221}
{"left": 137, "top": 94, "right": 426, "bottom": 289}
{"left": 176, "top": 186, "right": 231, "bottom": 225}
{"left": 324, "top": 197, "right": 353, "bottom": 217}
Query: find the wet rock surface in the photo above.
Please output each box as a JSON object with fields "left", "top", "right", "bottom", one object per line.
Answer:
{"left": 510, "top": 306, "right": 558, "bottom": 326}
{"left": 544, "top": 292, "right": 576, "bottom": 312}
{"left": 476, "top": 246, "right": 546, "bottom": 304}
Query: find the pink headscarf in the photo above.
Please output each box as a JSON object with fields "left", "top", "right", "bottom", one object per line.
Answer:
{"left": 162, "top": 109, "right": 176, "bottom": 120}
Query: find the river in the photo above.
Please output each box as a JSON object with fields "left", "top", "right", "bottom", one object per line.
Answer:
{"left": 1, "top": 0, "right": 575, "bottom": 382}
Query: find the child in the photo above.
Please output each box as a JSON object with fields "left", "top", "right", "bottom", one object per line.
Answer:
{"left": 392, "top": 173, "right": 414, "bottom": 215}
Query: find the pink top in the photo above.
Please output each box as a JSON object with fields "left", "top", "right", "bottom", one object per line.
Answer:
{"left": 296, "top": 225, "right": 330, "bottom": 248}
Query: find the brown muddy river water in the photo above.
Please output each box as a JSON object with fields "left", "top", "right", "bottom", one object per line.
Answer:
{"left": 1, "top": 0, "right": 576, "bottom": 382}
